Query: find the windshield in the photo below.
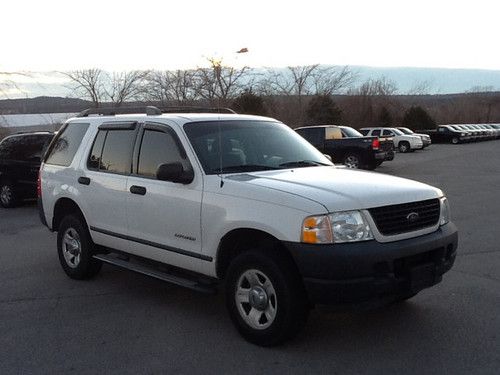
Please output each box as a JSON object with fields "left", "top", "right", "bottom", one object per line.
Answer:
{"left": 184, "top": 120, "right": 333, "bottom": 174}
{"left": 392, "top": 128, "right": 404, "bottom": 135}
{"left": 340, "top": 126, "right": 363, "bottom": 137}
{"left": 398, "top": 127, "right": 413, "bottom": 134}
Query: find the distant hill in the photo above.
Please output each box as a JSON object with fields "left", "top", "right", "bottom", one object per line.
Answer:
{"left": 0, "top": 97, "right": 90, "bottom": 114}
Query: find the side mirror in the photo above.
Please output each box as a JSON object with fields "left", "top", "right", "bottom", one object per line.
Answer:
{"left": 156, "top": 162, "right": 194, "bottom": 184}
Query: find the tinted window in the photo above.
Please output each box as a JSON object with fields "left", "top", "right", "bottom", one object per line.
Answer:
{"left": 0, "top": 135, "right": 52, "bottom": 161}
{"left": 382, "top": 129, "right": 393, "bottom": 136}
{"left": 99, "top": 130, "right": 136, "bottom": 174}
{"left": 372, "top": 129, "right": 381, "bottom": 136}
{"left": 137, "top": 129, "right": 189, "bottom": 178}
{"left": 359, "top": 129, "right": 369, "bottom": 136}
{"left": 296, "top": 128, "right": 323, "bottom": 146}
{"left": 45, "top": 123, "right": 89, "bottom": 166}
{"left": 87, "top": 130, "right": 106, "bottom": 170}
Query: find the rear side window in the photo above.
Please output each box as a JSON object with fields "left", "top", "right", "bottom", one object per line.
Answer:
{"left": 325, "top": 127, "right": 342, "bottom": 140}
{"left": 45, "top": 123, "right": 89, "bottom": 166}
{"left": 0, "top": 135, "right": 52, "bottom": 161}
{"left": 87, "top": 129, "right": 136, "bottom": 174}
{"left": 296, "top": 128, "right": 323, "bottom": 146}
{"left": 137, "top": 129, "right": 189, "bottom": 178}
{"left": 371, "top": 129, "right": 381, "bottom": 136}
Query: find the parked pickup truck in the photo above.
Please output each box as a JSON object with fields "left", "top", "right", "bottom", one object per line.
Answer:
{"left": 295, "top": 125, "right": 393, "bottom": 169}
{"left": 420, "top": 125, "right": 468, "bottom": 144}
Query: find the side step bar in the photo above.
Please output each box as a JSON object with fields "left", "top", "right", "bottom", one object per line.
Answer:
{"left": 93, "top": 254, "right": 217, "bottom": 294}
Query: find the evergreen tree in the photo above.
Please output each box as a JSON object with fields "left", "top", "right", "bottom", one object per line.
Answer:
{"left": 306, "top": 95, "right": 342, "bottom": 125}
{"left": 402, "top": 106, "right": 436, "bottom": 130}
{"left": 232, "top": 91, "right": 267, "bottom": 116}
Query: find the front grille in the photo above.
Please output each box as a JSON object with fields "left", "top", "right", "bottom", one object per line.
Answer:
{"left": 369, "top": 198, "right": 440, "bottom": 235}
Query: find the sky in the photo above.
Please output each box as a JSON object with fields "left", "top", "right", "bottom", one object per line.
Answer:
{"left": 1, "top": 0, "right": 500, "bottom": 73}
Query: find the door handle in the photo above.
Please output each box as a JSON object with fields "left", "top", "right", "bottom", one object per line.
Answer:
{"left": 78, "top": 177, "right": 91, "bottom": 185}
{"left": 130, "top": 185, "right": 147, "bottom": 195}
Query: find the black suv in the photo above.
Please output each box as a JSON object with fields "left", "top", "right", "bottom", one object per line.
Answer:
{"left": 0, "top": 132, "right": 54, "bottom": 207}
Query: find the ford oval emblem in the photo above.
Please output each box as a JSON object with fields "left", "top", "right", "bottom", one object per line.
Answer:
{"left": 406, "top": 212, "right": 419, "bottom": 223}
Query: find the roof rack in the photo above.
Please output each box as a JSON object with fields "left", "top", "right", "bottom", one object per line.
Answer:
{"left": 160, "top": 106, "right": 236, "bottom": 114}
{"left": 76, "top": 106, "right": 237, "bottom": 118}
{"left": 76, "top": 106, "right": 162, "bottom": 117}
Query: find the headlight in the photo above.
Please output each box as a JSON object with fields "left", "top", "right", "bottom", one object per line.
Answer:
{"left": 440, "top": 197, "right": 450, "bottom": 226}
{"left": 301, "top": 211, "right": 373, "bottom": 244}
{"left": 330, "top": 211, "right": 374, "bottom": 243}
{"left": 461, "top": 133, "right": 466, "bottom": 136}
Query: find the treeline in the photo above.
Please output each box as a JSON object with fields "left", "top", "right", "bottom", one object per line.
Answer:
{"left": 3, "top": 63, "right": 500, "bottom": 130}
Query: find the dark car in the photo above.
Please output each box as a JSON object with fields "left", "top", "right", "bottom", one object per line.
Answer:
{"left": 295, "top": 125, "right": 392, "bottom": 169}
{"left": 0, "top": 132, "right": 54, "bottom": 207}
{"left": 420, "top": 125, "right": 467, "bottom": 144}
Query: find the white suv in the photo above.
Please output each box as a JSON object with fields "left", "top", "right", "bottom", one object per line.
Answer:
{"left": 39, "top": 107, "right": 458, "bottom": 346}
{"left": 360, "top": 127, "right": 423, "bottom": 153}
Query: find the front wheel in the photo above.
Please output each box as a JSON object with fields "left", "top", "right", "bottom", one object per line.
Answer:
{"left": 0, "top": 180, "right": 19, "bottom": 208}
{"left": 57, "top": 215, "right": 102, "bottom": 280}
{"left": 451, "top": 137, "right": 459, "bottom": 144}
{"left": 225, "top": 249, "right": 309, "bottom": 346}
{"left": 398, "top": 141, "right": 410, "bottom": 153}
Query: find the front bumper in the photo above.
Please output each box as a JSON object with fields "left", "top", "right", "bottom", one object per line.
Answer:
{"left": 284, "top": 223, "right": 458, "bottom": 305}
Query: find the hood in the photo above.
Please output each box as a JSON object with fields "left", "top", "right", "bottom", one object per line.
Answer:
{"left": 227, "top": 166, "right": 443, "bottom": 212}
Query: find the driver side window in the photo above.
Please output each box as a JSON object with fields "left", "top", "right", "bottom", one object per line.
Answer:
{"left": 137, "top": 129, "right": 190, "bottom": 178}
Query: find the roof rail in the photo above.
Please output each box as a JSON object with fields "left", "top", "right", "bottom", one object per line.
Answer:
{"left": 76, "top": 106, "right": 162, "bottom": 117}
{"left": 160, "top": 106, "right": 237, "bottom": 114}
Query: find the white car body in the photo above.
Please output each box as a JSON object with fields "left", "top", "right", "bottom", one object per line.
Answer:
{"left": 361, "top": 127, "right": 423, "bottom": 151}
{"left": 38, "top": 110, "right": 458, "bottom": 345}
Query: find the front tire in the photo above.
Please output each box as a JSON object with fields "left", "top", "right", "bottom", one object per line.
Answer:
{"left": 57, "top": 215, "right": 102, "bottom": 280}
{"left": 0, "top": 180, "right": 19, "bottom": 208}
{"left": 398, "top": 141, "right": 410, "bottom": 153}
{"left": 451, "top": 137, "right": 459, "bottom": 144}
{"left": 225, "top": 249, "right": 309, "bottom": 346}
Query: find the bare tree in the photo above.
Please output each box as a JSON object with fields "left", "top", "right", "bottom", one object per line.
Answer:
{"left": 193, "top": 58, "right": 251, "bottom": 104}
{"left": 103, "top": 70, "right": 149, "bottom": 107}
{"left": 312, "top": 66, "right": 356, "bottom": 95}
{"left": 144, "top": 69, "right": 199, "bottom": 105}
{"left": 65, "top": 69, "right": 104, "bottom": 107}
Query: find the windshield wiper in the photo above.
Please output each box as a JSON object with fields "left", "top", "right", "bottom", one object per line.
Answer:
{"left": 211, "top": 164, "right": 280, "bottom": 173}
{"left": 278, "top": 160, "right": 330, "bottom": 168}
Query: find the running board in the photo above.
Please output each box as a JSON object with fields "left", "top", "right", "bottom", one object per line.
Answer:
{"left": 93, "top": 254, "right": 217, "bottom": 294}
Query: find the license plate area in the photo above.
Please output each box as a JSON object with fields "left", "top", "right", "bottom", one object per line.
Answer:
{"left": 409, "top": 263, "right": 436, "bottom": 292}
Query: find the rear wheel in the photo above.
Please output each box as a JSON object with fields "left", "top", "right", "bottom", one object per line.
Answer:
{"left": 57, "top": 215, "right": 102, "bottom": 279}
{"left": 0, "top": 180, "right": 19, "bottom": 208}
{"left": 451, "top": 137, "right": 459, "bottom": 144}
{"left": 343, "top": 153, "right": 361, "bottom": 169}
{"left": 225, "top": 249, "right": 309, "bottom": 346}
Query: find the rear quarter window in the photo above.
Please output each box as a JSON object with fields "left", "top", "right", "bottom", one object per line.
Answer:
{"left": 45, "top": 123, "right": 89, "bottom": 166}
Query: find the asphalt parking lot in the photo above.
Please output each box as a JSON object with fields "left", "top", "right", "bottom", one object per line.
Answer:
{"left": 1, "top": 141, "right": 499, "bottom": 374}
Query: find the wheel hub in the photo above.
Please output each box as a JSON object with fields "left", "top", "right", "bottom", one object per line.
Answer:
{"left": 249, "top": 286, "right": 268, "bottom": 310}
{"left": 1, "top": 186, "right": 11, "bottom": 204}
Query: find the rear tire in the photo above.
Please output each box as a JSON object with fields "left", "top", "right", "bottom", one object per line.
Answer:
{"left": 57, "top": 215, "right": 102, "bottom": 280}
{"left": 343, "top": 153, "right": 361, "bottom": 169}
{"left": 0, "top": 179, "right": 19, "bottom": 208}
{"left": 451, "top": 137, "right": 459, "bottom": 144}
{"left": 225, "top": 249, "right": 309, "bottom": 346}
